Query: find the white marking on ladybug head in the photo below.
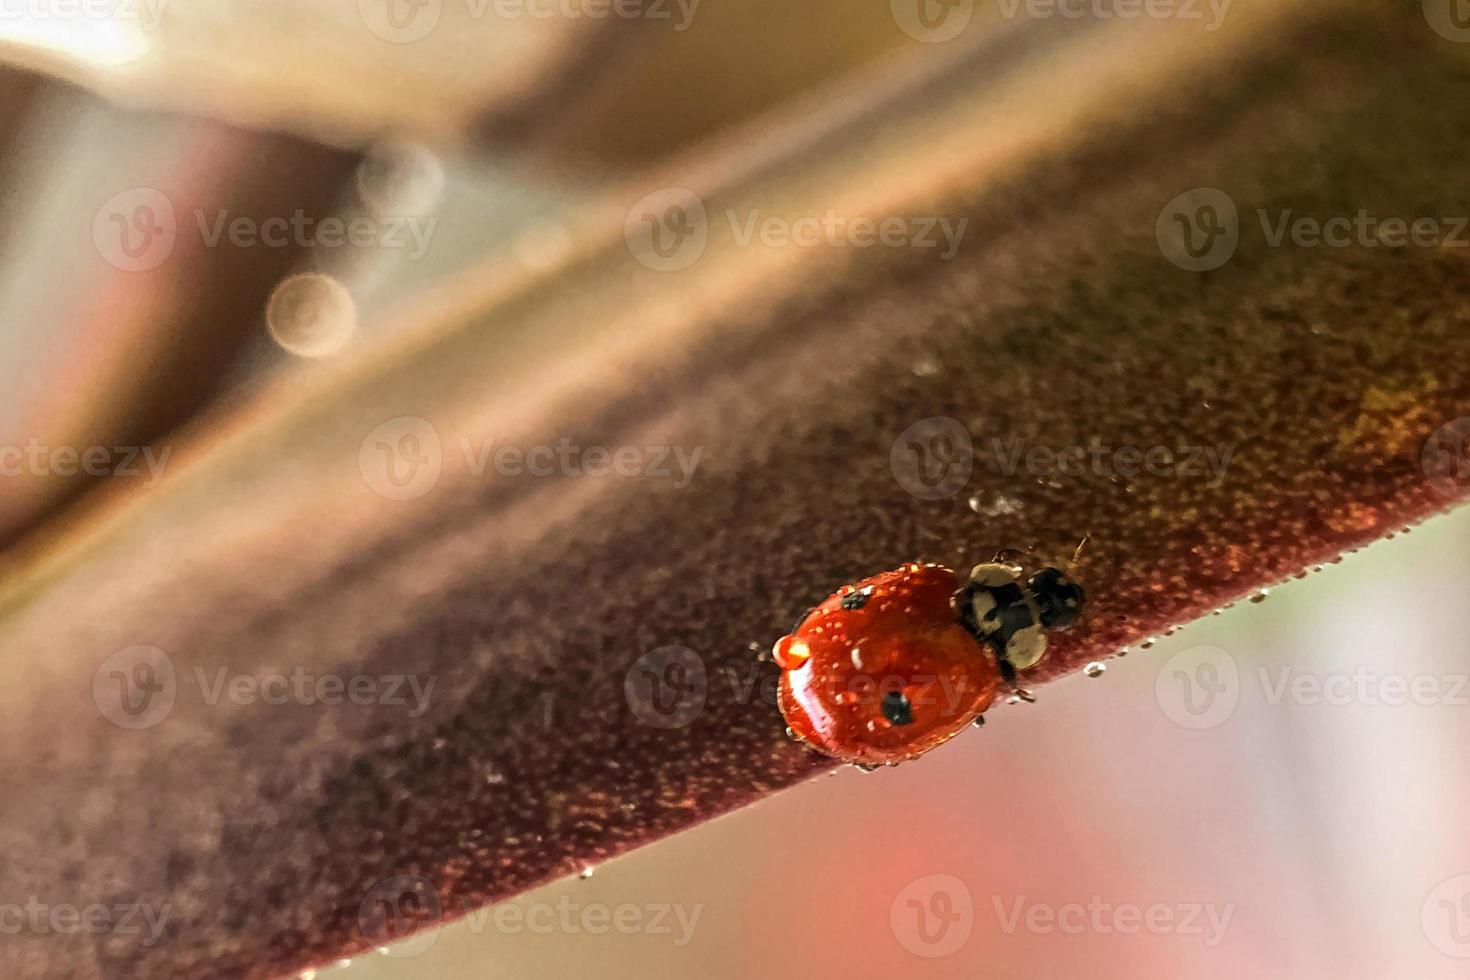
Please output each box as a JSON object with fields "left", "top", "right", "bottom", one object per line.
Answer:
{"left": 968, "top": 562, "right": 1022, "bottom": 588}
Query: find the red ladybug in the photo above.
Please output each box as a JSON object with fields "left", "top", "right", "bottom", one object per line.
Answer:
{"left": 772, "top": 561, "right": 1084, "bottom": 767}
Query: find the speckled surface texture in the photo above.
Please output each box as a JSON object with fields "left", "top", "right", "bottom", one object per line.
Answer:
{"left": 4, "top": 7, "right": 1470, "bottom": 979}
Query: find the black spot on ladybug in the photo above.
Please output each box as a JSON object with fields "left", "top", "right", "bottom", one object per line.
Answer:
{"left": 881, "top": 690, "right": 914, "bottom": 726}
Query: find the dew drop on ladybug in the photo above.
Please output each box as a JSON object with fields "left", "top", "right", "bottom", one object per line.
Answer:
{"left": 772, "top": 561, "right": 1085, "bottom": 766}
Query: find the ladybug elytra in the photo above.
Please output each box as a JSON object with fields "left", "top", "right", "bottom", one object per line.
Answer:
{"left": 773, "top": 561, "right": 1084, "bottom": 767}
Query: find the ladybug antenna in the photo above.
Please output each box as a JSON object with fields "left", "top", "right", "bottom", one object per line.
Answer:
{"left": 1070, "top": 532, "right": 1092, "bottom": 566}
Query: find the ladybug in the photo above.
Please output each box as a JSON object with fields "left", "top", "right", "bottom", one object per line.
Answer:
{"left": 772, "top": 561, "right": 1084, "bottom": 767}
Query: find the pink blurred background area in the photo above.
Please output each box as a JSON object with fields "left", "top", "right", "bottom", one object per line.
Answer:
{"left": 335, "top": 506, "right": 1470, "bottom": 979}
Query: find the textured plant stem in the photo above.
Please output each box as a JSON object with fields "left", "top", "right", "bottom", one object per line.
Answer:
{"left": 2, "top": 5, "right": 1470, "bottom": 978}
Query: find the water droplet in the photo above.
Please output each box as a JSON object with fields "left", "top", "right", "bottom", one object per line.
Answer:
{"left": 968, "top": 492, "right": 1022, "bottom": 517}
{"left": 911, "top": 358, "right": 942, "bottom": 378}
{"left": 1249, "top": 590, "right": 1269, "bottom": 604}
{"left": 1084, "top": 662, "right": 1105, "bottom": 678}
{"left": 266, "top": 273, "right": 356, "bottom": 357}
{"left": 1139, "top": 637, "right": 1156, "bottom": 650}
{"left": 579, "top": 866, "right": 595, "bottom": 879}
{"left": 298, "top": 972, "right": 318, "bottom": 980}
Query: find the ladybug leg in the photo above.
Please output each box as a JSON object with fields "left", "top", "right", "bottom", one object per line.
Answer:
{"left": 996, "top": 654, "right": 1017, "bottom": 689}
{"left": 993, "top": 647, "right": 1037, "bottom": 702}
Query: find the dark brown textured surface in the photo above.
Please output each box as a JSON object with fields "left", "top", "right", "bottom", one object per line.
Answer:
{"left": 3, "top": 5, "right": 1470, "bottom": 978}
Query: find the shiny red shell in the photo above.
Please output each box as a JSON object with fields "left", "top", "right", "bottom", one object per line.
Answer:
{"left": 773, "top": 563, "right": 1001, "bottom": 765}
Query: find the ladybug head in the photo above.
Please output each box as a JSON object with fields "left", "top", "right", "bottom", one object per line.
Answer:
{"left": 1027, "top": 566, "right": 1086, "bottom": 630}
